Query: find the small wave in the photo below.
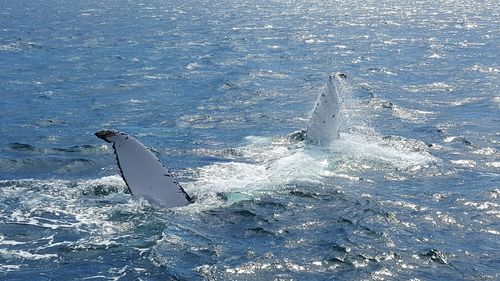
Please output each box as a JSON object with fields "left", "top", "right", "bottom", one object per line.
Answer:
{"left": 0, "top": 42, "right": 43, "bottom": 51}
{"left": 249, "top": 70, "right": 288, "bottom": 80}
{"left": 472, "top": 147, "right": 497, "bottom": 156}
{"left": 404, "top": 82, "right": 454, "bottom": 93}
{"left": 0, "top": 157, "right": 98, "bottom": 177}
{"left": 419, "top": 249, "right": 448, "bottom": 264}
{"left": 443, "top": 136, "right": 474, "bottom": 147}
{"left": 485, "top": 162, "right": 500, "bottom": 168}
{"left": 445, "top": 97, "right": 485, "bottom": 106}
{"left": 186, "top": 62, "right": 200, "bottom": 70}
{"left": 6, "top": 142, "right": 110, "bottom": 154}
{"left": 0, "top": 249, "right": 57, "bottom": 260}
{"left": 369, "top": 97, "right": 438, "bottom": 131}
{"left": 450, "top": 159, "right": 476, "bottom": 168}
{"left": 0, "top": 265, "right": 20, "bottom": 273}
{"left": 391, "top": 106, "right": 435, "bottom": 124}
{"left": 0, "top": 235, "right": 25, "bottom": 246}
{"left": 468, "top": 65, "right": 499, "bottom": 74}
{"left": 177, "top": 114, "right": 222, "bottom": 129}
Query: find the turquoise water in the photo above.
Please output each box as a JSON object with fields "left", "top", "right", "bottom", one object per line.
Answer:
{"left": 0, "top": 0, "right": 499, "bottom": 280}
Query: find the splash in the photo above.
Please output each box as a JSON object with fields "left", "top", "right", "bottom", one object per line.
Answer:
{"left": 184, "top": 130, "right": 437, "bottom": 209}
{"left": 181, "top": 74, "right": 439, "bottom": 208}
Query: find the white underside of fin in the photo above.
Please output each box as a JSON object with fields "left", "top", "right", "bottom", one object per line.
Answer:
{"left": 96, "top": 130, "right": 191, "bottom": 208}
{"left": 306, "top": 73, "right": 346, "bottom": 144}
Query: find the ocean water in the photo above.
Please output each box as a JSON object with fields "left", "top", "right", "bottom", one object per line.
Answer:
{"left": 0, "top": 0, "right": 499, "bottom": 280}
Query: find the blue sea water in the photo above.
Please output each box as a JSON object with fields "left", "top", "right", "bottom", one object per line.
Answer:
{"left": 0, "top": 0, "right": 499, "bottom": 280}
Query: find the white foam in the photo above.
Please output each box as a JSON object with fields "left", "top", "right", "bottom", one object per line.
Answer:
{"left": 486, "top": 162, "right": 500, "bottom": 168}
{"left": 330, "top": 132, "right": 438, "bottom": 171}
{"left": 0, "top": 235, "right": 25, "bottom": 246}
{"left": 0, "top": 249, "right": 57, "bottom": 260}
{"left": 186, "top": 62, "right": 200, "bottom": 70}
{"left": 184, "top": 144, "right": 330, "bottom": 209}
{"left": 392, "top": 106, "right": 435, "bottom": 124}
{"left": 473, "top": 147, "right": 496, "bottom": 156}
{"left": 183, "top": 127, "right": 438, "bottom": 210}
{"left": 0, "top": 175, "right": 137, "bottom": 251}
{"left": 0, "top": 265, "right": 21, "bottom": 272}
{"left": 451, "top": 159, "right": 476, "bottom": 167}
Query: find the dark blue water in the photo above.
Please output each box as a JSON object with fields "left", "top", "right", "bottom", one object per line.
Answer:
{"left": 1, "top": 0, "right": 498, "bottom": 280}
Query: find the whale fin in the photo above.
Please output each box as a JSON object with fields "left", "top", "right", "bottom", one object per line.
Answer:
{"left": 305, "top": 73, "right": 346, "bottom": 144}
{"left": 95, "top": 130, "right": 192, "bottom": 208}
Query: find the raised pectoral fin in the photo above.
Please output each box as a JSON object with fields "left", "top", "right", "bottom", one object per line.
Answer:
{"left": 96, "top": 130, "right": 192, "bottom": 208}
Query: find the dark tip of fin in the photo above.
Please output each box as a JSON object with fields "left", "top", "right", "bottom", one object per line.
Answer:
{"left": 95, "top": 129, "right": 120, "bottom": 142}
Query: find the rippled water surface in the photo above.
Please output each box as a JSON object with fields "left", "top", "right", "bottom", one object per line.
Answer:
{"left": 1, "top": 0, "right": 499, "bottom": 280}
